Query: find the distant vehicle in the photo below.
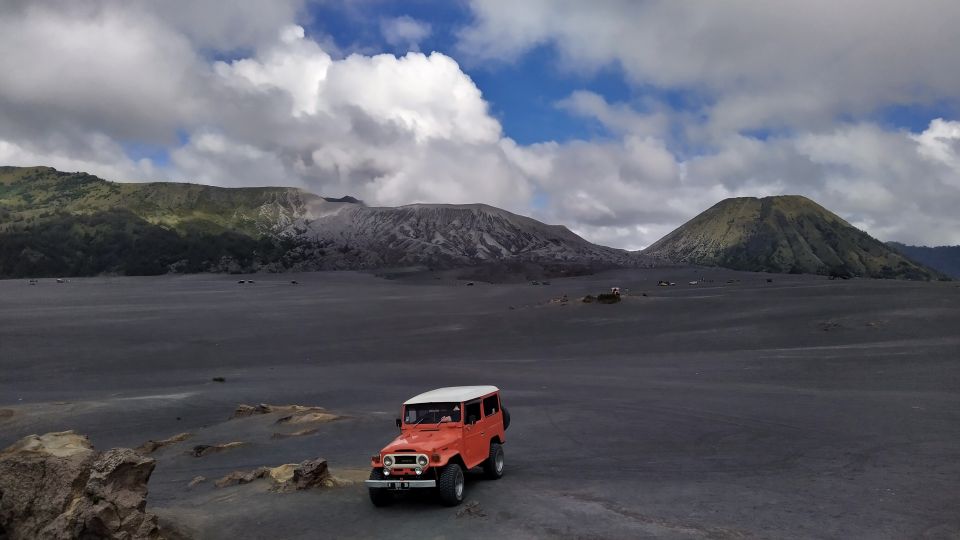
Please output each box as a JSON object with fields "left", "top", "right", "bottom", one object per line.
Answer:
{"left": 610, "top": 287, "right": 621, "bottom": 296}
{"left": 466, "top": 282, "right": 475, "bottom": 286}
{"left": 56, "top": 278, "right": 64, "bottom": 284}
{"left": 688, "top": 281, "right": 698, "bottom": 285}
{"left": 366, "top": 386, "right": 509, "bottom": 507}
{"left": 237, "top": 280, "right": 246, "bottom": 284}
{"left": 531, "top": 280, "right": 540, "bottom": 285}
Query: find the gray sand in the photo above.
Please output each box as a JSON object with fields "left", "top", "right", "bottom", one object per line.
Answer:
{"left": 2, "top": 269, "right": 959, "bottom": 538}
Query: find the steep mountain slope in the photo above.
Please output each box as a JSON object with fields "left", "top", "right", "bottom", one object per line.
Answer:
{"left": 0, "top": 166, "right": 634, "bottom": 277}
{"left": 298, "top": 203, "right": 632, "bottom": 268}
{"left": 887, "top": 242, "right": 960, "bottom": 278}
{"left": 642, "top": 195, "right": 943, "bottom": 280}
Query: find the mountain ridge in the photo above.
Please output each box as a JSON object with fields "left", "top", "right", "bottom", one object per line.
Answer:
{"left": 0, "top": 166, "right": 637, "bottom": 277}
{"left": 887, "top": 242, "right": 960, "bottom": 279}
{"left": 1, "top": 166, "right": 946, "bottom": 281}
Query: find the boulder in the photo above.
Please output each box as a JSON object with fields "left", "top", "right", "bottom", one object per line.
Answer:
{"left": 0, "top": 431, "right": 165, "bottom": 540}
{"left": 277, "top": 459, "right": 330, "bottom": 492}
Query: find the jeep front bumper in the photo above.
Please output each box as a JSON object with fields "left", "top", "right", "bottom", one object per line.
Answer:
{"left": 365, "top": 479, "right": 436, "bottom": 489}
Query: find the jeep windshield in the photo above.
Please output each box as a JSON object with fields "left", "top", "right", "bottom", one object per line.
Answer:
{"left": 404, "top": 402, "right": 461, "bottom": 425}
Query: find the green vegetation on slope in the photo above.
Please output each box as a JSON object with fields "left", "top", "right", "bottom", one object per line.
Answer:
{"left": 0, "top": 210, "right": 296, "bottom": 277}
{"left": 643, "top": 195, "right": 944, "bottom": 280}
{"left": 0, "top": 166, "right": 316, "bottom": 278}
{"left": 0, "top": 166, "right": 317, "bottom": 237}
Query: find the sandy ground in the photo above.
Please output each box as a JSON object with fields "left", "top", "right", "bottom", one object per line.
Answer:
{"left": 1, "top": 268, "right": 959, "bottom": 539}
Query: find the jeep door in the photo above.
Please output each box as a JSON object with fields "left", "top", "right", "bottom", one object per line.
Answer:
{"left": 463, "top": 399, "right": 486, "bottom": 467}
{"left": 481, "top": 393, "right": 503, "bottom": 437}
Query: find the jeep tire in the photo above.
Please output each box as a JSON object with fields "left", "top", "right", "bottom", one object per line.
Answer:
{"left": 503, "top": 407, "right": 511, "bottom": 430}
{"left": 437, "top": 463, "right": 465, "bottom": 506}
{"left": 368, "top": 468, "right": 391, "bottom": 507}
{"left": 483, "top": 442, "right": 505, "bottom": 479}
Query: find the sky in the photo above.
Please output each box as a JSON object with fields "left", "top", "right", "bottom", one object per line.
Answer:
{"left": 2, "top": 0, "right": 960, "bottom": 248}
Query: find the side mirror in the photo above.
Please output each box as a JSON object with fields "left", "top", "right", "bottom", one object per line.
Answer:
{"left": 468, "top": 415, "right": 477, "bottom": 425}
{"left": 396, "top": 418, "right": 402, "bottom": 429}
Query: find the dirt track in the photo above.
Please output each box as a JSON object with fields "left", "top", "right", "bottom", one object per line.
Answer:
{"left": 2, "top": 269, "right": 959, "bottom": 539}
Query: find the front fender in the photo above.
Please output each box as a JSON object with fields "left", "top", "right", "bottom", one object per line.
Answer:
{"left": 430, "top": 448, "right": 462, "bottom": 468}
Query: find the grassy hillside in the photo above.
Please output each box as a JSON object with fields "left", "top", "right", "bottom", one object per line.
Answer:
{"left": 0, "top": 166, "right": 320, "bottom": 277}
{"left": 0, "top": 166, "right": 318, "bottom": 237}
{"left": 643, "top": 195, "right": 944, "bottom": 280}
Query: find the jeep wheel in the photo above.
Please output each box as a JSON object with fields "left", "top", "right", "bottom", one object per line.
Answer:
{"left": 483, "top": 442, "right": 504, "bottom": 479}
{"left": 368, "top": 468, "right": 392, "bottom": 507}
{"left": 503, "top": 407, "right": 511, "bottom": 430}
{"left": 437, "top": 463, "right": 465, "bottom": 506}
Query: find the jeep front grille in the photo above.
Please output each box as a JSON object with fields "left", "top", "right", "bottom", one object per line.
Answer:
{"left": 383, "top": 453, "right": 429, "bottom": 469}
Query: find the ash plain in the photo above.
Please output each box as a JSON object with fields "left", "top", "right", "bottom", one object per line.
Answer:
{"left": 1, "top": 269, "right": 958, "bottom": 539}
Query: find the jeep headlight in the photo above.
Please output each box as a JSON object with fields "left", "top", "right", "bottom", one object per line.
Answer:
{"left": 417, "top": 455, "right": 428, "bottom": 467}
{"left": 383, "top": 456, "right": 393, "bottom": 467}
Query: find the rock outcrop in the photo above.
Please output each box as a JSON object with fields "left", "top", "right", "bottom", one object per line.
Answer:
{"left": 213, "top": 459, "right": 332, "bottom": 491}
{"left": 0, "top": 431, "right": 165, "bottom": 540}
{"left": 188, "top": 442, "right": 246, "bottom": 458}
{"left": 135, "top": 432, "right": 192, "bottom": 454}
{"left": 232, "top": 403, "right": 337, "bottom": 421}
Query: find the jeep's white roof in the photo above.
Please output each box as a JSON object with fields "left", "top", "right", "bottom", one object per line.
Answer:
{"left": 404, "top": 385, "right": 499, "bottom": 405}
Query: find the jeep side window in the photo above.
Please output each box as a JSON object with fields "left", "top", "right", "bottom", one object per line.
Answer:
{"left": 483, "top": 394, "right": 499, "bottom": 417}
{"left": 465, "top": 400, "right": 481, "bottom": 424}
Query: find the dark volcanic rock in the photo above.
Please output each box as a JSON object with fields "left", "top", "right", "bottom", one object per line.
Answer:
{"left": 278, "top": 459, "right": 330, "bottom": 492}
{"left": 0, "top": 431, "right": 164, "bottom": 540}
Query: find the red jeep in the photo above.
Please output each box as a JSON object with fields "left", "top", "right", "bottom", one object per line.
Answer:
{"left": 365, "top": 386, "right": 510, "bottom": 506}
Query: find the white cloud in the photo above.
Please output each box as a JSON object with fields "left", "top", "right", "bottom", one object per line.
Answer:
{"left": 913, "top": 119, "right": 960, "bottom": 177}
{"left": 557, "top": 91, "right": 669, "bottom": 138}
{"left": 0, "top": 137, "right": 158, "bottom": 182}
{"left": 1, "top": 0, "right": 959, "bottom": 253}
{"left": 0, "top": 2, "right": 202, "bottom": 144}
{"left": 459, "top": 0, "right": 960, "bottom": 132}
{"left": 380, "top": 16, "right": 432, "bottom": 52}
